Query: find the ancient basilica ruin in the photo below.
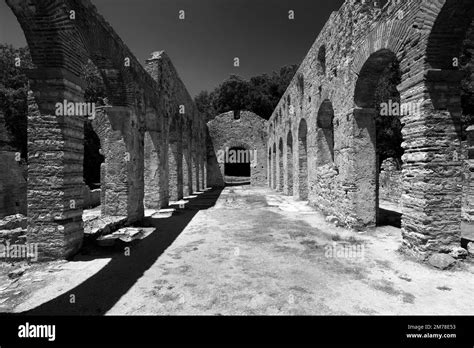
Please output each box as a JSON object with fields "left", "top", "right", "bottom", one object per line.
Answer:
{"left": 0, "top": 0, "right": 473, "bottom": 270}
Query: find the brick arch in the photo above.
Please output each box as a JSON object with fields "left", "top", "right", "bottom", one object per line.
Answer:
{"left": 351, "top": 48, "right": 402, "bottom": 228}
{"left": 425, "top": 0, "right": 473, "bottom": 71}
{"left": 168, "top": 116, "right": 183, "bottom": 201}
{"left": 351, "top": 15, "right": 413, "bottom": 80}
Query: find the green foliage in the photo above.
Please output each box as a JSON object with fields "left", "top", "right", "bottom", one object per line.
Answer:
{"left": 0, "top": 44, "right": 33, "bottom": 158}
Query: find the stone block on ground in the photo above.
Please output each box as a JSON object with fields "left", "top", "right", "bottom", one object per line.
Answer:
{"left": 428, "top": 253, "right": 456, "bottom": 270}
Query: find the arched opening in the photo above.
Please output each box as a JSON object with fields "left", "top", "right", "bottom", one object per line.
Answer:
{"left": 286, "top": 130, "right": 294, "bottom": 196}
{"left": 272, "top": 143, "right": 277, "bottom": 189}
{"left": 82, "top": 60, "right": 105, "bottom": 214}
{"left": 316, "top": 99, "right": 335, "bottom": 167}
{"left": 354, "top": 49, "right": 403, "bottom": 228}
{"left": 298, "top": 119, "right": 308, "bottom": 200}
{"left": 268, "top": 147, "right": 272, "bottom": 188}
{"left": 224, "top": 146, "right": 251, "bottom": 185}
{"left": 168, "top": 117, "right": 183, "bottom": 201}
{"left": 278, "top": 138, "right": 284, "bottom": 191}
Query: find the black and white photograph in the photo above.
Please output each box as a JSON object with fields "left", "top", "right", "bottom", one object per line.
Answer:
{"left": 0, "top": 0, "right": 473, "bottom": 345}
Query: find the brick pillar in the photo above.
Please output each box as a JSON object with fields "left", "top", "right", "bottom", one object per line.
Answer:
{"left": 192, "top": 152, "right": 199, "bottom": 193}
{"left": 278, "top": 143, "right": 284, "bottom": 192}
{"left": 144, "top": 131, "right": 163, "bottom": 209}
{"left": 203, "top": 155, "right": 208, "bottom": 190}
{"left": 350, "top": 108, "right": 378, "bottom": 228}
{"left": 27, "top": 69, "right": 85, "bottom": 260}
{"left": 182, "top": 151, "right": 191, "bottom": 197}
{"left": 285, "top": 139, "right": 294, "bottom": 196}
{"left": 99, "top": 107, "right": 142, "bottom": 222}
{"left": 400, "top": 71, "right": 464, "bottom": 259}
{"left": 102, "top": 128, "right": 128, "bottom": 216}
{"left": 168, "top": 140, "right": 183, "bottom": 201}
{"left": 199, "top": 155, "right": 206, "bottom": 191}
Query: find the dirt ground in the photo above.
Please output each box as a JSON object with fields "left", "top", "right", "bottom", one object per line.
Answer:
{"left": 0, "top": 186, "right": 473, "bottom": 315}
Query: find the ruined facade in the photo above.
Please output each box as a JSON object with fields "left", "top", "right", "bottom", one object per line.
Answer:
{"left": 267, "top": 0, "right": 474, "bottom": 261}
{"left": 4, "top": 0, "right": 207, "bottom": 260}
{"left": 207, "top": 111, "right": 267, "bottom": 187}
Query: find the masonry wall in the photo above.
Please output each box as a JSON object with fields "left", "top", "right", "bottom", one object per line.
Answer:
{"left": 267, "top": 0, "right": 474, "bottom": 260}
{"left": 5, "top": 0, "right": 207, "bottom": 260}
{"left": 207, "top": 111, "right": 267, "bottom": 187}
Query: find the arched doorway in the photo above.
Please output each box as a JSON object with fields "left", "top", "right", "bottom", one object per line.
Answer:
{"left": 353, "top": 49, "right": 403, "bottom": 228}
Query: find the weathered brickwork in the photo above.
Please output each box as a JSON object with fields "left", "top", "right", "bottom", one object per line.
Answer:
{"left": 5, "top": 0, "right": 207, "bottom": 260}
{"left": 267, "top": 0, "right": 474, "bottom": 260}
{"left": 207, "top": 111, "right": 268, "bottom": 187}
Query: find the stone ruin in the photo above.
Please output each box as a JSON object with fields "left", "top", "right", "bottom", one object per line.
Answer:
{"left": 266, "top": 0, "right": 474, "bottom": 261}
{"left": 1, "top": 0, "right": 207, "bottom": 260}
{"left": 0, "top": 0, "right": 473, "bottom": 265}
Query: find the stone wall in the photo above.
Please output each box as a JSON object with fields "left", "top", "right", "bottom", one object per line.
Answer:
{"left": 4, "top": 0, "right": 207, "bottom": 260}
{"left": 207, "top": 111, "right": 268, "bottom": 187}
{"left": 379, "top": 158, "right": 402, "bottom": 207}
{"left": 266, "top": 0, "right": 474, "bottom": 260}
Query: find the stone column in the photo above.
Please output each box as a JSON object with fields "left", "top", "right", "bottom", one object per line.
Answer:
{"left": 400, "top": 70, "right": 464, "bottom": 259}
{"left": 168, "top": 140, "right": 183, "bottom": 201}
{"left": 26, "top": 68, "right": 85, "bottom": 260}
{"left": 192, "top": 152, "right": 199, "bottom": 193}
{"left": 144, "top": 131, "right": 163, "bottom": 209}
{"left": 350, "top": 107, "right": 378, "bottom": 228}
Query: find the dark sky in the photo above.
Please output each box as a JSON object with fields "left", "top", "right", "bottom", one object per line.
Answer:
{"left": 0, "top": 0, "right": 344, "bottom": 96}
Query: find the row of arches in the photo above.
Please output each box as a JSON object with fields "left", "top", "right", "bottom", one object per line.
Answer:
{"left": 4, "top": 0, "right": 208, "bottom": 260}
{"left": 268, "top": 118, "right": 315, "bottom": 201}
{"left": 266, "top": 0, "right": 474, "bottom": 260}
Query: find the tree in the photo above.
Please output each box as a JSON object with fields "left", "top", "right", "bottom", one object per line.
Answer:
{"left": 195, "top": 90, "right": 216, "bottom": 122}
{"left": 195, "top": 64, "right": 298, "bottom": 121}
{"left": 0, "top": 44, "right": 33, "bottom": 158}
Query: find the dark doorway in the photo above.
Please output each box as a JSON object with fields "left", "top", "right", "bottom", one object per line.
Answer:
{"left": 224, "top": 146, "right": 251, "bottom": 178}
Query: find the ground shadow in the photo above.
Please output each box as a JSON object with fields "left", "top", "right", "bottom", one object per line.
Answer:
{"left": 21, "top": 188, "right": 223, "bottom": 315}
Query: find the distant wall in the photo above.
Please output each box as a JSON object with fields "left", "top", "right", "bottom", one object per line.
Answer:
{"left": 207, "top": 111, "right": 268, "bottom": 187}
